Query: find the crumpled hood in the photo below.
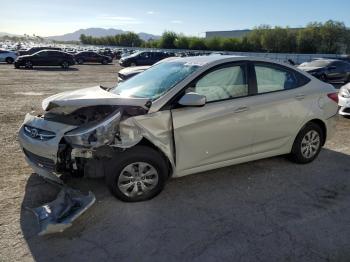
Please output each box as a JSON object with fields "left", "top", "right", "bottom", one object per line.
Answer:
{"left": 42, "top": 86, "right": 150, "bottom": 111}
{"left": 298, "top": 66, "right": 323, "bottom": 72}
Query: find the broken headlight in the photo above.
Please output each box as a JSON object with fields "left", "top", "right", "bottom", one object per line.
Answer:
{"left": 64, "top": 110, "right": 121, "bottom": 148}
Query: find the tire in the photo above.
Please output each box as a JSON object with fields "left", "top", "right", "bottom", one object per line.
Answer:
{"left": 61, "top": 61, "right": 69, "bottom": 69}
{"left": 105, "top": 146, "right": 168, "bottom": 202}
{"left": 14, "top": 64, "right": 20, "bottom": 69}
{"left": 25, "top": 61, "right": 33, "bottom": 69}
{"left": 130, "top": 62, "right": 136, "bottom": 67}
{"left": 289, "top": 122, "right": 324, "bottom": 164}
{"left": 101, "top": 59, "right": 108, "bottom": 65}
{"left": 5, "top": 57, "right": 14, "bottom": 64}
{"left": 320, "top": 74, "right": 327, "bottom": 83}
{"left": 77, "top": 58, "right": 84, "bottom": 64}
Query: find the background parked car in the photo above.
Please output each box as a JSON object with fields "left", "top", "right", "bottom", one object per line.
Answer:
{"left": 117, "top": 65, "right": 150, "bottom": 82}
{"left": 119, "top": 51, "right": 173, "bottom": 67}
{"left": 298, "top": 59, "right": 350, "bottom": 83}
{"left": 18, "top": 46, "right": 61, "bottom": 56}
{"left": 14, "top": 50, "right": 75, "bottom": 69}
{"left": 0, "top": 50, "right": 17, "bottom": 64}
{"left": 74, "top": 51, "right": 112, "bottom": 64}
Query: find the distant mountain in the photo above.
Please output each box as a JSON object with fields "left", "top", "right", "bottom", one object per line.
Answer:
{"left": 47, "top": 28, "right": 160, "bottom": 42}
{"left": 0, "top": 32, "right": 21, "bottom": 37}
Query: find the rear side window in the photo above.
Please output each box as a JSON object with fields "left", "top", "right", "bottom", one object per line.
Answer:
{"left": 254, "top": 64, "right": 309, "bottom": 94}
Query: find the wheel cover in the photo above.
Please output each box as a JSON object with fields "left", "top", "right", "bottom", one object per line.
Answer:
{"left": 26, "top": 61, "right": 32, "bottom": 67}
{"left": 117, "top": 162, "right": 159, "bottom": 198}
{"left": 301, "top": 130, "right": 321, "bottom": 159}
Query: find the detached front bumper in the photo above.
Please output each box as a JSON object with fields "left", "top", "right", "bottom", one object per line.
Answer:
{"left": 18, "top": 113, "right": 78, "bottom": 182}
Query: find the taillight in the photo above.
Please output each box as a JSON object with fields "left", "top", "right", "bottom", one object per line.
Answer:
{"left": 327, "top": 93, "right": 339, "bottom": 103}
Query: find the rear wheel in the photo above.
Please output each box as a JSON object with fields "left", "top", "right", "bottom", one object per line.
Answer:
{"left": 77, "top": 58, "right": 84, "bottom": 64}
{"left": 5, "top": 57, "right": 14, "bottom": 64}
{"left": 289, "top": 123, "right": 324, "bottom": 164}
{"left": 105, "top": 146, "right": 168, "bottom": 202}
{"left": 61, "top": 61, "right": 69, "bottom": 69}
{"left": 320, "top": 74, "right": 327, "bottom": 82}
{"left": 101, "top": 59, "right": 108, "bottom": 65}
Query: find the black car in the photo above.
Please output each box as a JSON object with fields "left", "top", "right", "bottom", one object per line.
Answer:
{"left": 119, "top": 51, "right": 172, "bottom": 67}
{"left": 298, "top": 59, "right": 350, "bottom": 83}
{"left": 14, "top": 50, "right": 75, "bottom": 69}
{"left": 118, "top": 65, "right": 150, "bottom": 82}
{"left": 18, "top": 47, "right": 61, "bottom": 56}
{"left": 74, "top": 51, "right": 112, "bottom": 65}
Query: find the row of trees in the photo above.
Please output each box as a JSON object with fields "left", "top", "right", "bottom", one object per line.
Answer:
{"left": 80, "top": 32, "right": 143, "bottom": 47}
{"left": 80, "top": 20, "right": 350, "bottom": 54}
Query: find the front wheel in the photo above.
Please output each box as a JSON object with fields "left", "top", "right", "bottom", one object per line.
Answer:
{"left": 101, "top": 59, "right": 108, "bottom": 65}
{"left": 105, "top": 146, "right": 168, "bottom": 202}
{"left": 25, "top": 61, "right": 33, "bottom": 69}
{"left": 289, "top": 123, "right": 324, "bottom": 164}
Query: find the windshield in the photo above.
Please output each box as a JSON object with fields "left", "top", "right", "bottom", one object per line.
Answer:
{"left": 110, "top": 61, "right": 200, "bottom": 100}
{"left": 300, "top": 60, "right": 332, "bottom": 68}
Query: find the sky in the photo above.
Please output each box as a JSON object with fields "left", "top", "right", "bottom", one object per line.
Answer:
{"left": 1, "top": 0, "right": 350, "bottom": 37}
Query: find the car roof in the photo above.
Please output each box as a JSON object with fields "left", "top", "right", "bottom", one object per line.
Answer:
{"left": 162, "top": 55, "right": 244, "bottom": 64}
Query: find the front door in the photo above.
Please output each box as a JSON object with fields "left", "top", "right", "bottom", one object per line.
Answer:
{"left": 171, "top": 63, "right": 255, "bottom": 174}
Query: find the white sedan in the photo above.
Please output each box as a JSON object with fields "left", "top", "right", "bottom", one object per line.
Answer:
{"left": 0, "top": 50, "right": 17, "bottom": 64}
{"left": 338, "top": 83, "right": 350, "bottom": 117}
{"left": 19, "top": 56, "right": 339, "bottom": 202}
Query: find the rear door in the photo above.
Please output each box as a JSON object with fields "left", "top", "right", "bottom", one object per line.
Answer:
{"left": 326, "top": 61, "right": 348, "bottom": 82}
{"left": 33, "top": 51, "right": 49, "bottom": 66}
{"left": 0, "top": 51, "right": 5, "bottom": 62}
{"left": 171, "top": 62, "right": 256, "bottom": 174}
{"left": 137, "top": 52, "right": 151, "bottom": 65}
{"left": 249, "top": 62, "right": 312, "bottom": 154}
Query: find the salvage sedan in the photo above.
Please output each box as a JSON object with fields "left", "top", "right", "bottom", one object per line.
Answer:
{"left": 19, "top": 56, "right": 339, "bottom": 202}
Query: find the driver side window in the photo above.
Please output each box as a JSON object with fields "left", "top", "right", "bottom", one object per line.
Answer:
{"left": 187, "top": 65, "right": 248, "bottom": 102}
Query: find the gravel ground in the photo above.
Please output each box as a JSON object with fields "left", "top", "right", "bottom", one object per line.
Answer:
{"left": 0, "top": 62, "right": 350, "bottom": 262}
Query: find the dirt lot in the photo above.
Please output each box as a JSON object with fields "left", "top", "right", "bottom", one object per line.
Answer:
{"left": 0, "top": 62, "right": 350, "bottom": 262}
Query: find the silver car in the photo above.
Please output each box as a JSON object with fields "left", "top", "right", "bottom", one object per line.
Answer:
{"left": 18, "top": 56, "right": 339, "bottom": 202}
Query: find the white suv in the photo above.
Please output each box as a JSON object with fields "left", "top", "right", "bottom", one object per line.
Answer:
{"left": 0, "top": 50, "right": 17, "bottom": 64}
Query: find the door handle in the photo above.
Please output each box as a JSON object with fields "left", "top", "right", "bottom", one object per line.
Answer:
{"left": 234, "top": 107, "right": 249, "bottom": 113}
{"left": 295, "top": 94, "right": 305, "bottom": 100}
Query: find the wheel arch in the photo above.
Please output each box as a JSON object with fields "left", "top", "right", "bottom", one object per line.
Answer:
{"left": 135, "top": 138, "right": 173, "bottom": 177}
{"left": 302, "top": 118, "right": 327, "bottom": 145}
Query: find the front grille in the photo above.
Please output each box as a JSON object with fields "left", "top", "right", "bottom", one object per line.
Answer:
{"left": 23, "top": 148, "right": 56, "bottom": 171}
{"left": 23, "top": 125, "right": 55, "bottom": 141}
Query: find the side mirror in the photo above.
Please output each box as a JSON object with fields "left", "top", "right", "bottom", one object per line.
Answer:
{"left": 178, "top": 92, "right": 206, "bottom": 107}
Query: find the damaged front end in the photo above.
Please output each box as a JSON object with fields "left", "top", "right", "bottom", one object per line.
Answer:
{"left": 18, "top": 86, "right": 175, "bottom": 234}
